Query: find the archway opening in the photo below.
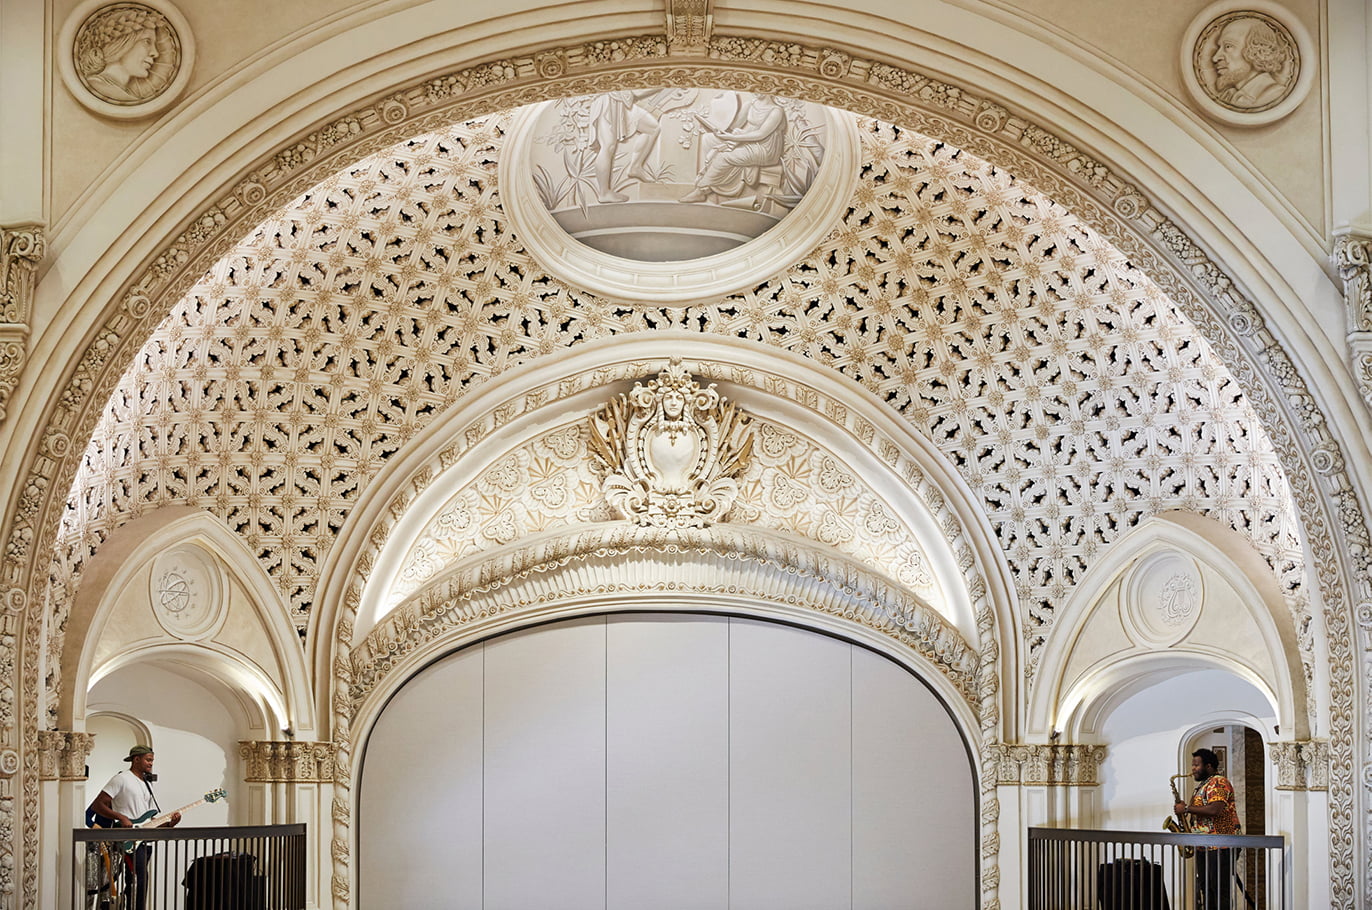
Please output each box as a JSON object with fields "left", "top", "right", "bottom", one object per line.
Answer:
{"left": 358, "top": 611, "right": 978, "bottom": 908}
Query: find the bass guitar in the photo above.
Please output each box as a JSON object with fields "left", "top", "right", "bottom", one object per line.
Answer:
{"left": 88, "top": 788, "right": 228, "bottom": 853}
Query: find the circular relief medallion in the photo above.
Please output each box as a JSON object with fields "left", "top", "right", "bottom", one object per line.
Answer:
{"left": 1181, "top": 1, "right": 1312, "bottom": 127}
{"left": 502, "top": 89, "right": 860, "bottom": 303}
{"left": 1123, "top": 550, "right": 1204, "bottom": 647}
{"left": 59, "top": 0, "right": 195, "bottom": 120}
{"left": 148, "top": 544, "right": 226, "bottom": 640}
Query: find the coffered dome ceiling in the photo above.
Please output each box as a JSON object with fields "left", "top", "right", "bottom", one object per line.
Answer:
{"left": 53, "top": 93, "right": 1306, "bottom": 678}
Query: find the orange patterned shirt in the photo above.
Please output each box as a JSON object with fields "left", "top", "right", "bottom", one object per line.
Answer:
{"left": 1188, "top": 774, "right": 1240, "bottom": 835}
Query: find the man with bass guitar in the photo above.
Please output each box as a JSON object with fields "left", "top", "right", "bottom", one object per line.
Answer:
{"left": 87, "top": 745, "right": 180, "bottom": 910}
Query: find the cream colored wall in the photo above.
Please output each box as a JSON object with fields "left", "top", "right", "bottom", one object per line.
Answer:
{"left": 47, "top": 0, "right": 370, "bottom": 226}
{"left": 39, "top": 0, "right": 1332, "bottom": 241}
{"left": 1002, "top": 0, "right": 1327, "bottom": 234}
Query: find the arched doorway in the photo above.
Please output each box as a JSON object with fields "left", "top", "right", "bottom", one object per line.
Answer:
{"left": 358, "top": 612, "right": 978, "bottom": 908}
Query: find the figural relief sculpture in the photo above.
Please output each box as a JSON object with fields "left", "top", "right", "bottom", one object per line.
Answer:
{"left": 1182, "top": 2, "right": 1312, "bottom": 127}
{"left": 526, "top": 89, "right": 832, "bottom": 259}
{"left": 501, "top": 89, "right": 859, "bottom": 301}
{"left": 60, "top": 0, "right": 195, "bottom": 119}
{"left": 588, "top": 361, "right": 754, "bottom": 529}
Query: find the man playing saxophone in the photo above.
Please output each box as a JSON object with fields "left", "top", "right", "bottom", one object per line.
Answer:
{"left": 1173, "top": 748, "right": 1240, "bottom": 910}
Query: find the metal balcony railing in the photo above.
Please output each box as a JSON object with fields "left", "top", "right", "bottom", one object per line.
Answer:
{"left": 73, "top": 824, "right": 306, "bottom": 910}
{"left": 1028, "top": 827, "right": 1286, "bottom": 910}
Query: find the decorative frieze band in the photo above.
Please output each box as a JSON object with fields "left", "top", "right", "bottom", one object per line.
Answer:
{"left": 990, "top": 743, "right": 1106, "bottom": 786}
{"left": 0, "top": 224, "right": 42, "bottom": 424}
{"left": 239, "top": 741, "right": 336, "bottom": 783}
{"left": 37, "top": 731, "right": 94, "bottom": 781}
{"left": 1271, "top": 739, "right": 1329, "bottom": 791}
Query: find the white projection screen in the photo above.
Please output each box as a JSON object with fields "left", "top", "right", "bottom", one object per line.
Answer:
{"left": 358, "top": 613, "right": 976, "bottom": 909}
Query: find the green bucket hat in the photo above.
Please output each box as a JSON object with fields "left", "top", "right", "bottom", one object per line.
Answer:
{"left": 123, "top": 745, "right": 153, "bottom": 762}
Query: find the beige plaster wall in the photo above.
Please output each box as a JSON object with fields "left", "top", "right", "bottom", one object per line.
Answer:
{"left": 1004, "top": 0, "right": 1327, "bottom": 234}
{"left": 44, "top": 0, "right": 1330, "bottom": 240}
{"left": 48, "top": 0, "right": 374, "bottom": 227}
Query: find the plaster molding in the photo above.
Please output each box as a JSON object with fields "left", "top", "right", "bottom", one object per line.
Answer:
{"left": 1271, "top": 739, "right": 1329, "bottom": 791}
{"left": 0, "top": 224, "right": 42, "bottom": 425}
{"left": 36, "top": 730, "right": 93, "bottom": 781}
{"left": 1333, "top": 230, "right": 1372, "bottom": 416}
{"left": 989, "top": 742, "right": 1106, "bottom": 786}
{"left": 239, "top": 741, "right": 335, "bottom": 783}
{"left": 665, "top": 0, "right": 712, "bottom": 55}
{"left": 350, "top": 525, "right": 981, "bottom": 708}
{"left": 0, "top": 30, "right": 1364, "bottom": 910}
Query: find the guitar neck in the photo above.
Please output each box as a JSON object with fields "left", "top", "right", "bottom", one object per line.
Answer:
{"left": 141, "top": 797, "right": 207, "bottom": 830}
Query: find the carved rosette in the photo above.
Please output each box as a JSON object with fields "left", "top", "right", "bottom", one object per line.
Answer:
{"left": 0, "top": 224, "right": 43, "bottom": 424}
{"left": 36, "top": 731, "right": 95, "bottom": 781}
{"left": 239, "top": 741, "right": 336, "bottom": 783}
{"left": 989, "top": 743, "right": 1106, "bottom": 786}
{"left": 1271, "top": 739, "right": 1329, "bottom": 791}
{"left": 588, "top": 361, "right": 754, "bottom": 528}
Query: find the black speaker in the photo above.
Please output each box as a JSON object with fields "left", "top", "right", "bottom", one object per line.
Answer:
{"left": 1096, "top": 858, "right": 1171, "bottom": 910}
{"left": 183, "top": 853, "right": 266, "bottom": 910}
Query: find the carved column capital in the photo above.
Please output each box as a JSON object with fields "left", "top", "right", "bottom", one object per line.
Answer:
{"left": 0, "top": 224, "right": 42, "bottom": 424}
{"left": 1334, "top": 230, "right": 1372, "bottom": 333}
{"left": 1333, "top": 230, "right": 1372, "bottom": 415}
{"left": 988, "top": 742, "right": 1106, "bottom": 786}
{"left": 36, "top": 731, "right": 95, "bottom": 781}
{"left": 240, "top": 741, "right": 336, "bottom": 782}
{"left": 1271, "top": 739, "right": 1328, "bottom": 791}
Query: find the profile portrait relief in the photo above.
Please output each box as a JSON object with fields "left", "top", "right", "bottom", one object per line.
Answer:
{"left": 1193, "top": 11, "right": 1298, "bottom": 113}
{"left": 71, "top": 3, "right": 182, "bottom": 107}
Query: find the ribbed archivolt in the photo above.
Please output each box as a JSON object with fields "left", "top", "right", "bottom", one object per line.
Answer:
{"left": 351, "top": 524, "right": 981, "bottom": 710}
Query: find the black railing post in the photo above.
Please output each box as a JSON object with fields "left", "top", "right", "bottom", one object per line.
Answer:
{"left": 72, "top": 823, "right": 306, "bottom": 910}
{"left": 1029, "top": 826, "right": 1286, "bottom": 910}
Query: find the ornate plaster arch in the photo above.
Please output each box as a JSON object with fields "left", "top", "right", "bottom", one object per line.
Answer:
{"left": 0, "top": 12, "right": 1366, "bottom": 910}
{"left": 340, "top": 532, "right": 993, "bottom": 908}
{"left": 1029, "top": 513, "right": 1309, "bottom": 741}
{"left": 58, "top": 507, "right": 314, "bottom": 736}
{"left": 1065, "top": 651, "right": 1280, "bottom": 743}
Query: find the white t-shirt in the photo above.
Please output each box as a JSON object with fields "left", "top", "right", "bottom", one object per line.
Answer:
{"left": 100, "top": 769, "right": 157, "bottom": 824}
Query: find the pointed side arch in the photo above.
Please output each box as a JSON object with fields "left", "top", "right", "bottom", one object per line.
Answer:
{"left": 60, "top": 507, "right": 315, "bottom": 736}
{"left": 1028, "top": 512, "right": 1308, "bottom": 741}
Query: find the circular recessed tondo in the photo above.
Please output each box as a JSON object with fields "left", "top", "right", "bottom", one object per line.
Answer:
{"left": 502, "top": 89, "right": 860, "bottom": 304}
{"left": 1181, "top": 0, "right": 1313, "bottom": 127}
{"left": 148, "top": 543, "right": 226, "bottom": 640}
{"left": 1123, "top": 550, "right": 1204, "bottom": 647}
{"left": 58, "top": 0, "right": 195, "bottom": 120}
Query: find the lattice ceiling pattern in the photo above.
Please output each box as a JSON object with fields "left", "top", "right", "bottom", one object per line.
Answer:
{"left": 54, "top": 111, "right": 1306, "bottom": 674}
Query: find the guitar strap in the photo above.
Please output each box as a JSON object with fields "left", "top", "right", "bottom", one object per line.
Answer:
{"left": 144, "top": 778, "right": 160, "bottom": 815}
